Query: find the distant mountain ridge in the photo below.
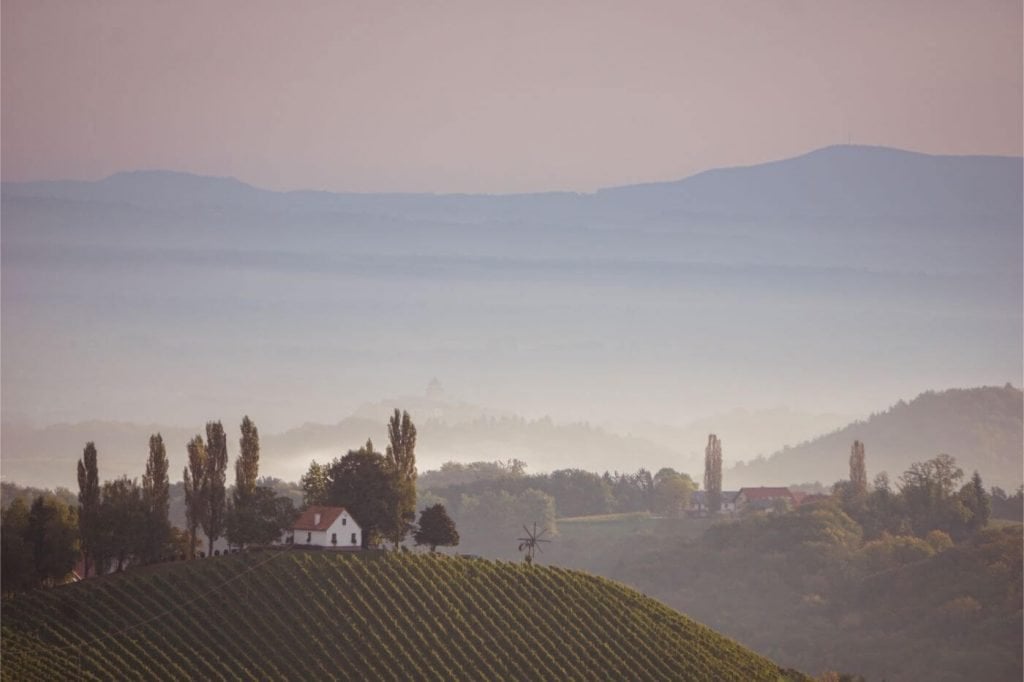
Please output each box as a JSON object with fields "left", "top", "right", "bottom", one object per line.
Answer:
{"left": 730, "top": 385, "right": 1023, "bottom": 488}
{"left": 4, "top": 146, "right": 1021, "bottom": 227}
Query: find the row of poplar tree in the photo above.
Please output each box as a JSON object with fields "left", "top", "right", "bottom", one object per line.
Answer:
{"left": 77, "top": 416, "right": 295, "bottom": 577}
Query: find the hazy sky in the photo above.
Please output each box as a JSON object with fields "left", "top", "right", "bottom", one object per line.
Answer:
{"left": 3, "top": 0, "right": 1021, "bottom": 193}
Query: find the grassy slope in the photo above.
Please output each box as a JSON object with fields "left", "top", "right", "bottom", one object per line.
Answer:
{"left": 1, "top": 551, "right": 808, "bottom": 681}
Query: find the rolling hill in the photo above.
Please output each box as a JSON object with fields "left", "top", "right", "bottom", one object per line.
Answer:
{"left": 0, "top": 551, "right": 809, "bottom": 681}
{"left": 729, "top": 385, "right": 1023, "bottom": 488}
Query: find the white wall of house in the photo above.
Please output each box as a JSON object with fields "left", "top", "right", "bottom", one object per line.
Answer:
{"left": 293, "top": 510, "right": 362, "bottom": 548}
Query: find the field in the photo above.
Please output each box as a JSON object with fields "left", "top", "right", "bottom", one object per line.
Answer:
{"left": 1, "top": 550, "right": 808, "bottom": 681}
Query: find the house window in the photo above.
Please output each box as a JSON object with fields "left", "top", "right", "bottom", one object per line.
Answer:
{"left": 331, "top": 533, "right": 337, "bottom": 546}
{"left": 306, "top": 532, "right": 311, "bottom": 544}
{"left": 351, "top": 533, "right": 357, "bottom": 545}
{"left": 342, "top": 518, "right": 347, "bottom": 526}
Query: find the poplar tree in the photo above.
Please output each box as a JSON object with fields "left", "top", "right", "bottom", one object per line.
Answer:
{"left": 703, "top": 434, "right": 723, "bottom": 513}
{"left": 235, "top": 416, "right": 260, "bottom": 504}
{"left": 849, "top": 440, "right": 868, "bottom": 494}
{"left": 76, "top": 442, "right": 101, "bottom": 577}
{"left": 385, "top": 409, "right": 418, "bottom": 546}
{"left": 141, "top": 433, "right": 171, "bottom": 563}
{"left": 202, "top": 421, "right": 229, "bottom": 557}
{"left": 227, "top": 416, "right": 262, "bottom": 547}
{"left": 183, "top": 435, "right": 207, "bottom": 559}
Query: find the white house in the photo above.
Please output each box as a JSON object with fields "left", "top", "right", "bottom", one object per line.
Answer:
{"left": 688, "top": 490, "right": 739, "bottom": 515}
{"left": 286, "top": 506, "right": 362, "bottom": 549}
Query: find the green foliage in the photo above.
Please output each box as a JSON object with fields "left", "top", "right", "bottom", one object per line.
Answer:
{"left": 0, "top": 552, "right": 811, "bottom": 681}
{"left": 414, "top": 503, "right": 460, "bottom": 551}
{"left": 299, "top": 460, "right": 329, "bottom": 507}
{"left": 182, "top": 435, "right": 206, "bottom": 559}
{"left": 704, "top": 434, "right": 723, "bottom": 512}
{"left": 226, "top": 417, "right": 274, "bottom": 548}
{"left": 422, "top": 463, "right": 637, "bottom": 519}
{"left": 418, "top": 459, "right": 527, "bottom": 489}
{"left": 652, "top": 470, "right": 696, "bottom": 517}
{"left": 140, "top": 433, "right": 171, "bottom": 564}
{"left": 235, "top": 416, "right": 260, "bottom": 504}
{"left": 225, "top": 486, "right": 297, "bottom": 547}
{"left": 75, "top": 442, "right": 101, "bottom": 578}
{"left": 614, "top": 489, "right": 1021, "bottom": 682}
{"left": 27, "top": 496, "right": 79, "bottom": 586}
{"left": 1, "top": 498, "right": 36, "bottom": 593}
{"left": 201, "top": 421, "right": 229, "bottom": 556}
{"left": 326, "top": 440, "right": 393, "bottom": 548}
{"left": 546, "top": 469, "right": 614, "bottom": 517}
{"left": 848, "top": 440, "right": 867, "bottom": 494}
{"left": 384, "top": 409, "right": 418, "bottom": 546}
{"left": 1, "top": 495, "right": 80, "bottom": 591}
{"left": 99, "top": 476, "right": 144, "bottom": 571}
{"left": 958, "top": 470, "right": 991, "bottom": 533}
{"left": 990, "top": 485, "right": 1023, "bottom": 521}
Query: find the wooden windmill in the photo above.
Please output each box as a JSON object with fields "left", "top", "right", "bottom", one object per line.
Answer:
{"left": 516, "top": 523, "right": 551, "bottom": 564}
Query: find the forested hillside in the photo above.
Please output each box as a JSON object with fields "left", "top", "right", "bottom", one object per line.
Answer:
{"left": 0, "top": 551, "right": 809, "bottom": 681}
{"left": 731, "top": 386, "right": 1023, "bottom": 487}
{"left": 614, "top": 510, "right": 1022, "bottom": 681}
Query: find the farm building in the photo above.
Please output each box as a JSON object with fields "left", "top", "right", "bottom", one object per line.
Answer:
{"left": 689, "top": 490, "right": 739, "bottom": 514}
{"left": 734, "top": 487, "right": 796, "bottom": 512}
{"left": 286, "top": 506, "right": 362, "bottom": 549}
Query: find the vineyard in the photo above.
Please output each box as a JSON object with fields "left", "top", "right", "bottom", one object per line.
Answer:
{"left": 1, "top": 551, "right": 809, "bottom": 680}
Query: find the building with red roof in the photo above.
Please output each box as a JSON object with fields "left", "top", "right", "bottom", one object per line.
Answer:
{"left": 286, "top": 505, "right": 362, "bottom": 549}
{"left": 734, "top": 487, "right": 796, "bottom": 512}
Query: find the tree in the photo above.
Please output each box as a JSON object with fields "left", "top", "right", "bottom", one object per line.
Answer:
{"left": 100, "top": 476, "right": 144, "bottom": 571}
{"left": 849, "top": 440, "right": 867, "bottom": 494}
{"left": 26, "top": 495, "right": 80, "bottom": 586}
{"left": 300, "top": 460, "right": 330, "bottom": 507}
{"left": 235, "top": 416, "right": 260, "bottom": 504}
{"left": 414, "top": 504, "right": 460, "bottom": 552}
{"left": 635, "top": 468, "right": 655, "bottom": 512}
{"left": 547, "top": 469, "right": 615, "bottom": 517}
{"left": 226, "top": 486, "right": 297, "bottom": 547}
{"left": 652, "top": 471, "right": 696, "bottom": 518}
{"left": 384, "top": 409, "right": 418, "bottom": 546}
{"left": 201, "top": 421, "right": 229, "bottom": 557}
{"left": 76, "top": 441, "right": 101, "bottom": 578}
{"left": 140, "top": 433, "right": 171, "bottom": 564}
{"left": 226, "top": 417, "right": 262, "bottom": 548}
{"left": 183, "top": 435, "right": 207, "bottom": 559}
{"left": 703, "top": 434, "right": 723, "bottom": 513}
{"left": 327, "top": 440, "right": 392, "bottom": 548}
{"left": 899, "top": 454, "right": 967, "bottom": 536}
{"left": 959, "top": 471, "right": 991, "bottom": 533}
{"left": 1, "top": 498, "right": 35, "bottom": 593}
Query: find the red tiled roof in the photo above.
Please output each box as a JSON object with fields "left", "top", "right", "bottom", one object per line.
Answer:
{"left": 293, "top": 506, "right": 347, "bottom": 531}
{"left": 737, "top": 487, "right": 793, "bottom": 501}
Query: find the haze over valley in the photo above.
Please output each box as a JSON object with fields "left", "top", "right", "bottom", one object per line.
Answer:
{"left": 3, "top": 146, "right": 1021, "bottom": 482}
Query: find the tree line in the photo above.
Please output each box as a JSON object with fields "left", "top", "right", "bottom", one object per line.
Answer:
{"left": 420, "top": 464, "right": 701, "bottom": 520}
{"left": 832, "top": 444, "right": 993, "bottom": 542}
